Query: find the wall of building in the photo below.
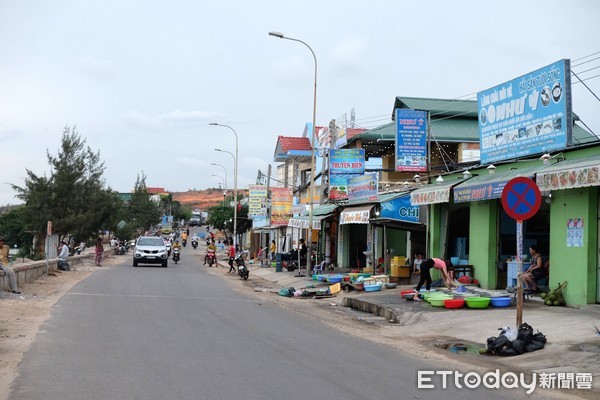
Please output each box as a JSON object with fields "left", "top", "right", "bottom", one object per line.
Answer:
{"left": 468, "top": 200, "right": 499, "bottom": 289}
{"left": 549, "top": 186, "right": 598, "bottom": 305}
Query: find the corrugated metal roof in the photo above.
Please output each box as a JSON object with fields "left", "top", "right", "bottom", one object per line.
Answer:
{"left": 393, "top": 97, "right": 479, "bottom": 119}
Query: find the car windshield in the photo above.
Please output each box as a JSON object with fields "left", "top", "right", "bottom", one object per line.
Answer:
{"left": 137, "top": 237, "right": 164, "bottom": 246}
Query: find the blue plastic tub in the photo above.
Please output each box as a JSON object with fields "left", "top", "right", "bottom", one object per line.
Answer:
{"left": 328, "top": 275, "right": 343, "bottom": 283}
{"left": 490, "top": 297, "right": 512, "bottom": 307}
{"left": 364, "top": 284, "right": 382, "bottom": 292}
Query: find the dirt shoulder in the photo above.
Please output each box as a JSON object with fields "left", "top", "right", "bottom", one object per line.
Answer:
{"left": 0, "top": 255, "right": 121, "bottom": 400}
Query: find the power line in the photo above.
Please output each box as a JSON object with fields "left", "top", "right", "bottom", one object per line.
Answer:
{"left": 572, "top": 56, "right": 600, "bottom": 68}
{"left": 573, "top": 50, "right": 600, "bottom": 62}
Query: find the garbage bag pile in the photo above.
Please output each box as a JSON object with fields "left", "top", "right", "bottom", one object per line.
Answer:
{"left": 483, "top": 323, "right": 546, "bottom": 357}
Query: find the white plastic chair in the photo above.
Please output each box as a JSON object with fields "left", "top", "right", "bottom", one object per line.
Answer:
{"left": 312, "top": 260, "right": 326, "bottom": 275}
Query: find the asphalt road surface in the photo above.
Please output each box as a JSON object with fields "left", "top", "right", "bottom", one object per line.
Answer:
{"left": 8, "top": 237, "right": 518, "bottom": 400}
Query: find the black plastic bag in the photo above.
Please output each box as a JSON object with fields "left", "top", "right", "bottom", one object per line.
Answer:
{"left": 532, "top": 331, "right": 547, "bottom": 344}
{"left": 511, "top": 339, "right": 527, "bottom": 355}
{"left": 491, "top": 335, "right": 511, "bottom": 354}
{"left": 517, "top": 323, "right": 534, "bottom": 343}
{"left": 486, "top": 336, "right": 497, "bottom": 354}
{"left": 526, "top": 340, "right": 545, "bottom": 352}
{"left": 498, "top": 346, "right": 518, "bottom": 357}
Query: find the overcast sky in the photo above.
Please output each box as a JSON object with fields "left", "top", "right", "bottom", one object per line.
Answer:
{"left": 1, "top": 0, "right": 599, "bottom": 206}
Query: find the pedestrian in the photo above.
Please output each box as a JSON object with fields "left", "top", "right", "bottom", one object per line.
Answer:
{"left": 228, "top": 239, "right": 236, "bottom": 273}
{"left": 95, "top": 238, "right": 104, "bottom": 266}
{"left": 415, "top": 257, "right": 454, "bottom": 295}
{"left": 0, "top": 236, "right": 21, "bottom": 293}
{"left": 269, "top": 240, "right": 277, "bottom": 261}
{"left": 57, "top": 240, "right": 70, "bottom": 271}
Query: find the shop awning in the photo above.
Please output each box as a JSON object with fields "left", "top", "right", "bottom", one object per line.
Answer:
{"left": 410, "top": 178, "right": 464, "bottom": 205}
{"left": 536, "top": 154, "right": 600, "bottom": 191}
{"left": 452, "top": 167, "right": 541, "bottom": 203}
{"left": 339, "top": 205, "right": 373, "bottom": 224}
{"left": 287, "top": 214, "right": 330, "bottom": 230}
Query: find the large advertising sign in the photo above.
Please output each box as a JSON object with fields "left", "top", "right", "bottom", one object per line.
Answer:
{"left": 329, "top": 149, "right": 365, "bottom": 174}
{"left": 395, "top": 109, "right": 428, "bottom": 172}
{"left": 478, "top": 59, "right": 572, "bottom": 164}
{"left": 328, "top": 149, "right": 365, "bottom": 200}
{"left": 348, "top": 173, "right": 378, "bottom": 202}
{"left": 380, "top": 195, "right": 419, "bottom": 223}
{"left": 270, "top": 187, "right": 293, "bottom": 226}
{"left": 248, "top": 185, "right": 268, "bottom": 216}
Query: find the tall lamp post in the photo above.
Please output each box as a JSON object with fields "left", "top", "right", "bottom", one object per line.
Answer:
{"left": 211, "top": 174, "right": 225, "bottom": 189}
{"left": 211, "top": 123, "right": 239, "bottom": 250}
{"left": 211, "top": 163, "right": 228, "bottom": 189}
{"left": 269, "top": 31, "right": 317, "bottom": 277}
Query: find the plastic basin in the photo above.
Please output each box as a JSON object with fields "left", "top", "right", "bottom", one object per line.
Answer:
{"left": 490, "top": 297, "right": 512, "bottom": 307}
{"left": 429, "top": 298, "right": 449, "bottom": 307}
{"left": 425, "top": 293, "right": 453, "bottom": 303}
{"left": 328, "top": 275, "right": 343, "bottom": 283}
{"left": 465, "top": 297, "right": 491, "bottom": 309}
{"left": 364, "top": 284, "right": 382, "bottom": 292}
{"left": 401, "top": 289, "right": 416, "bottom": 297}
{"left": 403, "top": 293, "right": 415, "bottom": 301}
{"left": 444, "top": 298, "right": 465, "bottom": 309}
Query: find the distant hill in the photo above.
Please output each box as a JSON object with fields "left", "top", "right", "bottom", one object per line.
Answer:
{"left": 171, "top": 188, "right": 248, "bottom": 210}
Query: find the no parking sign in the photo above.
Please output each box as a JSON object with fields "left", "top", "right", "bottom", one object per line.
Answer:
{"left": 501, "top": 177, "right": 542, "bottom": 326}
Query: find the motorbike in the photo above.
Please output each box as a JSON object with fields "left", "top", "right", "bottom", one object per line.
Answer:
{"left": 117, "top": 241, "right": 128, "bottom": 255}
{"left": 236, "top": 251, "right": 249, "bottom": 280}
{"left": 206, "top": 250, "right": 216, "bottom": 267}
{"left": 172, "top": 248, "right": 181, "bottom": 264}
{"left": 191, "top": 240, "right": 198, "bottom": 250}
{"left": 182, "top": 238, "right": 187, "bottom": 247}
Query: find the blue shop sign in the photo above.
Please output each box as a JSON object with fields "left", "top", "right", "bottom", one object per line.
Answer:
{"left": 380, "top": 195, "right": 419, "bottom": 223}
{"left": 395, "top": 109, "right": 427, "bottom": 172}
{"left": 453, "top": 181, "right": 507, "bottom": 203}
{"left": 478, "top": 59, "right": 573, "bottom": 164}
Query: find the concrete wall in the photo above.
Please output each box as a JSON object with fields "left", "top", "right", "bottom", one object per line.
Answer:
{"left": 0, "top": 250, "right": 110, "bottom": 292}
{"left": 469, "top": 200, "right": 499, "bottom": 289}
{"left": 549, "top": 186, "right": 598, "bottom": 305}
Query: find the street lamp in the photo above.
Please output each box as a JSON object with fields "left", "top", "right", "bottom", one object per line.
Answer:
{"left": 211, "top": 123, "right": 239, "bottom": 251}
{"left": 269, "top": 31, "right": 317, "bottom": 277}
{"left": 211, "top": 174, "right": 225, "bottom": 189}
{"left": 211, "top": 163, "right": 228, "bottom": 188}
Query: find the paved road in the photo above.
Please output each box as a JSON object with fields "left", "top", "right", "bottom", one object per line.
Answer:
{"left": 8, "top": 237, "right": 517, "bottom": 400}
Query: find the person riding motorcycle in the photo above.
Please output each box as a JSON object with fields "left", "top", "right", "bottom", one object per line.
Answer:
{"left": 204, "top": 240, "right": 217, "bottom": 265}
{"left": 181, "top": 232, "right": 188, "bottom": 241}
{"left": 172, "top": 239, "right": 181, "bottom": 251}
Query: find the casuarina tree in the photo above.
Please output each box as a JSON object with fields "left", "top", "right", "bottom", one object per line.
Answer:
{"left": 12, "top": 126, "right": 121, "bottom": 255}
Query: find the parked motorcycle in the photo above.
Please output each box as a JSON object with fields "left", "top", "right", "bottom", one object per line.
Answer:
{"left": 191, "top": 240, "right": 198, "bottom": 250}
{"left": 172, "top": 248, "right": 181, "bottom": 264}
{"left": 236, "top": 251, "right": 249, "bottom": 280}
{"left": 206, "top": 250, "right": 216, "bottom": 267}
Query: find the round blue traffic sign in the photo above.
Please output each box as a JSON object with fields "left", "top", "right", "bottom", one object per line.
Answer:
{"left": 501, "top": 177, "right": 541, "bottom": 221}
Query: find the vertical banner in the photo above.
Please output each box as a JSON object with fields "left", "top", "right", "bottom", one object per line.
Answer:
{"left": 248, "top": 185, "right": 268, "bottom": 216}
{"left": 270, "top": 187, "right": 293, "bottom": 226}
{"left": 328, "top": 149, "right": 365, "bottom": 200}
{"left": 395, "top": 108, "right": 428, "bottom": 172}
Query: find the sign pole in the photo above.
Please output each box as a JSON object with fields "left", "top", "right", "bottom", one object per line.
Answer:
{"left": 516, "top": 220, "right": 523, "bottom": 326}
{"left": 501, "top": 177, "right": 542, "bottom": 329}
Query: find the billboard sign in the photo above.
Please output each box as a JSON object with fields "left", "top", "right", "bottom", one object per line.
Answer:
{"left": 248, "top": 185, "right": 268, "bottom": 216}
{"left": 395, "top": 109, "right": 428, "bottom": 172}
{"left": 380, "top": 195, "right": 420, "bottom": 223}
{"left": 478, "top": 59, "right": 572, "bottom": 164}
{"left": 348, "top": 173, "right": 378, "bottom": 202}
{"left": 270, "top": 187, "right": 293, "bottom": 226}
{"left": 329, "top": 149, "right": 365, "bottom": 175}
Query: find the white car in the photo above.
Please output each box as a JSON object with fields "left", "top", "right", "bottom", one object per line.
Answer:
{"left": 133, "top": 236, "right": 169, "bottom": 267}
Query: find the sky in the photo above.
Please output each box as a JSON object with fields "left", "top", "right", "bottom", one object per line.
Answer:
{"left": 1, "top": 0, "right": 599, "bottom": 206}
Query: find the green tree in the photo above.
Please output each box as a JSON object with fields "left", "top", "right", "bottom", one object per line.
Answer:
{"left": 0, "top": 206, "right": 34, "bottom": 257}
{"left": 12, "top": 127, "right": 121, "bottom": 253}
{"left": 127, "top": 173, "right": 161, "bottom": 232}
